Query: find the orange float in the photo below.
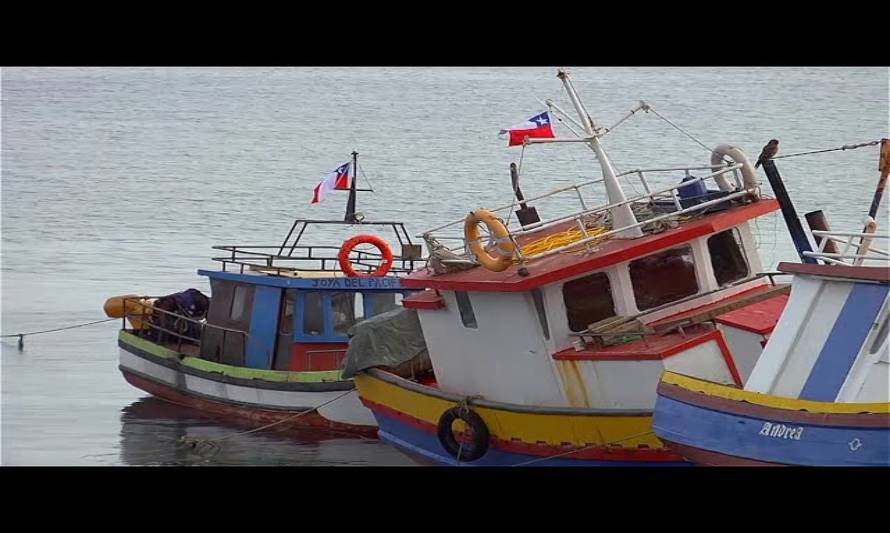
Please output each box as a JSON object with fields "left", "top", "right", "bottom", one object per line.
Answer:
{"left": 338, "top": 235, "right": 394, "bottom": 277}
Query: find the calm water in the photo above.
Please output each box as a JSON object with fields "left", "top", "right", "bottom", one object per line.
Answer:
{"left": 2, "top": 67, "right": 887, "bottom": 465}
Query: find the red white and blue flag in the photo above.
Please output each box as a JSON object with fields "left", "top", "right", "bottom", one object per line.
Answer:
{"left": 311, "top": 161, "right": 351, "bottom": 204}
{"left": 500, "top": 111, "right": 555, "bottom": 146}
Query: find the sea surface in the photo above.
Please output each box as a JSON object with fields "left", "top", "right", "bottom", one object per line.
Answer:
{"left": 2, "top": 67, "right": 887, "bottom": 465}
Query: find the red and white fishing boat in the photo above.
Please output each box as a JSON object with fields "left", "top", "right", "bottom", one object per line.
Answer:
{"left": 347, "top": 69, "right": 803, "bottom": 465}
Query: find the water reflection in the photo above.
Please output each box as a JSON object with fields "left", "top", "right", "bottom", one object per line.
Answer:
{"left": 118, "top": 397, "right": 419, "bottom": 466}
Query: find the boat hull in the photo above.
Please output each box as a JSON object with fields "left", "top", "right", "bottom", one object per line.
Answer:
{"left": 355, "top": 369, "right": 688, "bottom": 466}
{"left": 653, "top": 372, "right": 890, "bottom": 466}
{"left": 118, "top": 331, "right": 377, "bottom": 435}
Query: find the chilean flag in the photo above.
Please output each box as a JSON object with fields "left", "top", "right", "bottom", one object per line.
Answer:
{"left": 311, "top": 161, "right": 351, "bottom": 204}
{"left": 500, "top": 111, "right": 555, "bottom": 146}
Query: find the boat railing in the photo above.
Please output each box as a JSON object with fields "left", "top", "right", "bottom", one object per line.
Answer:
{"left": 212, "top": 244, "right": 419, "bottom": 276}
{"left": 420, "top": 162, "right": 756, "bottom": 263}
{"left": 121, "top": 297, "right": 248, "bottom": 357}
{"left": 804, "top": 230, "right": 889, "bottom": 266}
{"left": 213, "top": 219, "right": 424, "bottom": 275}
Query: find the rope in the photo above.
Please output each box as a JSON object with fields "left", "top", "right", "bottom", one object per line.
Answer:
{"left": 647, "top": 107, "right": 723, "bottom": 160}
{"left": 451, "top": 395, "right": 483, "bottom": 463}
{"left": 509, "top": 430, "right": 656, "bottom": 467}
{"left": 176, "top": 388, "right": 358, "bottom": 454}
{"left": 2, "top": 317, "right": 118, "bottom": 349}
{"left": 357, "top": 163, "right": 376, "bottom": 192}
{"left": 772, "top": 140, "right": 881, "bottom": 160}
{"left": 520, "top": 225, "right": 610, "bottom": 257}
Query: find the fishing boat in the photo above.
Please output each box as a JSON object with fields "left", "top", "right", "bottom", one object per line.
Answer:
{"left": 346, "top": 69, "right": 800, "bottom": 465}
{"left": 105, "top": 152, "right": 423, "bottom": 435}
{"left": 652, "top": 140, "right": 890, "bottom": 466}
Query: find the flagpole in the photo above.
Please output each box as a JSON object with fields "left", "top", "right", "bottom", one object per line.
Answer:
{"left": 556, "top": 69, "right": 641, "bottom": 239}
{"left": 345, "top": 151, "right": 359, "bottom": 223}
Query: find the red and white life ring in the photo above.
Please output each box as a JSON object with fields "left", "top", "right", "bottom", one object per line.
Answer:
{"left": 338, "top": 235, "right": 394, "bottom": 278}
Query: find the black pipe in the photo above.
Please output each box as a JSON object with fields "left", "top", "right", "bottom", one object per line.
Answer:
{"left": 804, "top": 210, "right": 838, "bottom": 254}
{"left": 761, "top": 159, "right": 817, "bottom": 264}
{"left": 345, "top": 151, "right": 359, "bottom": 223}
{"left": 510, "top": 162, "right": 528, "bottom": 210}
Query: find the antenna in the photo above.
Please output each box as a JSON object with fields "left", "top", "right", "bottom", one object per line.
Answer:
{"left": 345, "top": 151, "right": 359, "bottom": 223}
{"left": 555, "top": 68, "right": 641, "bottom": 239}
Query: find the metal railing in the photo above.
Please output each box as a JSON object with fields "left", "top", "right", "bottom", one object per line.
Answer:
{"left": 212, "top": 219, "right": 423, "bottom": 275}
{"left": 804, "top": 230, "right": 889, "bottom": 266}
{"left": 212, "top": 244, "right": 418, "bottom": 276}
{"left": 121, "top": 297, "right": 248, "bottom": 356}
{"left": 421, "top": 162, "right": 756, "bottom": 263}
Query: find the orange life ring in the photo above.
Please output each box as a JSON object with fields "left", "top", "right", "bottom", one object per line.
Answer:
{"left": 338, "top": 235, "right": 394, "bottom": 278}
{"left": 464, "top": 209, "right": 515, "bottom": 272}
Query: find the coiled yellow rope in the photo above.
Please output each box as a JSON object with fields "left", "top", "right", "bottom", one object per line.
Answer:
{"left": 520, "top": 225, "right": 609, "bottom": 258}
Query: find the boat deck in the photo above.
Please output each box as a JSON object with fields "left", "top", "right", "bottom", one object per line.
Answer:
{"left": 404, "top": 199, "right": 779, "bottom": 292}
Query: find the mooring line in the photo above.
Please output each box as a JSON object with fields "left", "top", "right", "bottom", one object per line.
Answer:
{"left": 1, "top": 317, "right": 118, "bottom": 350}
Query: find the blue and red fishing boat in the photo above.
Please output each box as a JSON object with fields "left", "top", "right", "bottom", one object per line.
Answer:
{"left": 653, "top": 139, "right": 890, "bottom": 466}
{"left": 105, "top": 152, "right": 422, "bottom": 435}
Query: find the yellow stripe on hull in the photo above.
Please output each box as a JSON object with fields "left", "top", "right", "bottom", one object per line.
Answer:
{"left": 662, "top": 371, "right": 890, "bottom": 414}
{"left": 354, "top": 373, "right": 665, "bottom": 449}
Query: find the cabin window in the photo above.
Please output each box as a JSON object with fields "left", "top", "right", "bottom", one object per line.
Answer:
{"left": 331, "top": 292, "right": 358, "bottom": 336}
{"left": 302, "top": 291, "right": 324, "bottom": 336}
{"left": 708, "top": 229, "right": 749, "bottom": 286}
{"left": 354, "top": 292, "right": 366, "bottom": 322}
{"left": 563, "top": 272, "right": 615, "bottom": 332}
{"left": 280, "top": 290, "right": 295, "bottom": 335}
{"left": 531, "top": 288, "right": 550, "bottom": 340}
{"left": 630, "top": 245, "right": 699, "bottom": 311}
{"left": 230, "top": 285, "right": 249, "bottom": 320}
{"left": 455, "top": 291, "right": 478, "bottom": 329}
{"left": 368, "top": 292, "right": 399, "bottom": 317}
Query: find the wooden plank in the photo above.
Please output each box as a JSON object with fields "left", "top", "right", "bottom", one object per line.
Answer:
{"left": 653, "top": 284, "right": 791, "bottom": 334}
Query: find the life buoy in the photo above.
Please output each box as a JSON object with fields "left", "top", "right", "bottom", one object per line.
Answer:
{"left": 338, "top": 234, "right": 394, "bottom": 278}
{"left": 464, "top": 209, "right": 515, "bottom": 272}
{"left": 436, "top": 405, "right": 490, "bottom": 462}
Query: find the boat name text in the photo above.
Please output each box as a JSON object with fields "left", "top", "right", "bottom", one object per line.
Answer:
{"left": 758, "top": 422, "right": 803, "bottom": 440}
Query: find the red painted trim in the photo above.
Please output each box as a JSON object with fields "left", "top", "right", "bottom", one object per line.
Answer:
{"left": 663, "top": 440, "right": 783, "bottom": 466}
{"left": 778, "top": 262, "right": 890, "bottom": 283}
{"left": 402, "top": 290, "right": 446, "bottom": 310}
{"left": 360, "top": 398, "right": 681, "bottom": 462}
{"left": 402, "top": 200, "right": 779, "bottom": 293}
{"left": 121, "top": 370, "right": 377, "bottom": 437}
{"left": 714, "top": 330, "right": 744, "bottom": 387}
{"left": 552, "top": 327, "right": 720, "bottom": 361}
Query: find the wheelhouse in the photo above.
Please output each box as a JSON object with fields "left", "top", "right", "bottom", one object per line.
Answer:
{"left": 198, "top": 219, "right": 421, "bottom": 373}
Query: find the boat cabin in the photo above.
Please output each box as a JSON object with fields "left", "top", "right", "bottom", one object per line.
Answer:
{"left": 196, "top": 219, "right": 421, "bottom": 373}
{"left": 198, "top": 271, "right": 412, "bottom": 372}
{"left": 402, "top": 132, "right": 794, "bottom": 411}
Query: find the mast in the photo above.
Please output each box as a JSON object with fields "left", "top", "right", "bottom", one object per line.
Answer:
{"left": 345, "top": 150, "right": 359, "bottom": 223}
{"left": 556, "top": 69, "right": 642, "bottom": 239}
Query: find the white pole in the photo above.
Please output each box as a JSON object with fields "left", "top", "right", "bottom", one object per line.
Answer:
{"left": 556, "top": 69, "right": 642, "bottom": 238}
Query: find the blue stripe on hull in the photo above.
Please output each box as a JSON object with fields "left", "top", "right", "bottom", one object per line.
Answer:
{"left": 372, "top": 410, "right": 688, "bottom": 467}
{"left": 800, "top": 282, "right": 889, "bottom": 402}
{"left": 653, "top": 395, "right": 890, "bottom": 466}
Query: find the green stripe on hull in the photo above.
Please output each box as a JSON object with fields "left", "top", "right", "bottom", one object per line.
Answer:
{"left": 118, "top": 330, "right": 344, "bottom": 383}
